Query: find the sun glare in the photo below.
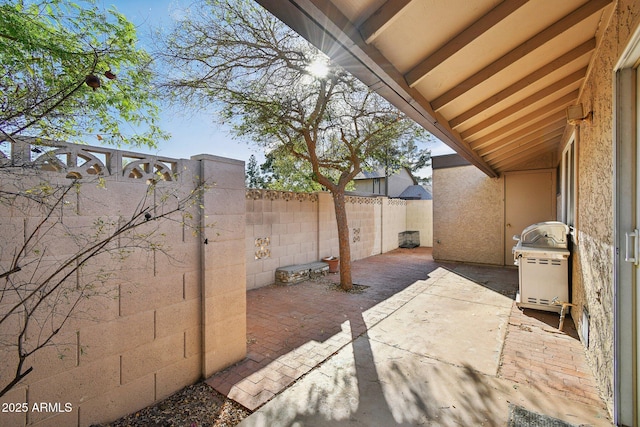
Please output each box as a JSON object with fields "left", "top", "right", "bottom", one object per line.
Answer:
{"left": 307, "top": 58, "right": 329, "bottom": 78}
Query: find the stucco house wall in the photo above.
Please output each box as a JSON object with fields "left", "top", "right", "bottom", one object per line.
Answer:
{"left": 432, "top": 164, "right": 504, "bottom": 265}
{"left": 566, "top": 0, "right": 640, "bottom": 413}
{"left": 0, "top": 140, "right": 246, "bottom": 427}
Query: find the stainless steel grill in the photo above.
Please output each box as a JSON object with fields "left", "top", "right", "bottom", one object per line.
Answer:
{"left": 512, "top": 221, "right": 570, "bottom": 313}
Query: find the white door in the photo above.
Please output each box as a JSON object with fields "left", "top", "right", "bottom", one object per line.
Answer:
{"left": 632, "top": 65, "right": 640, "bottom": 427}
{"left": 615, "top": 46, "right": 640, "bottom": 426}
{"left": 504, "top": 170, "right": 556, "bottom": 264}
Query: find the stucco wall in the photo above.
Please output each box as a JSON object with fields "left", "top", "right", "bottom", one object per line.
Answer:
{"left": 432, "top": 165, "right": 504, "bottom": 265}
{"left": 245, "top": 191, "right": 432, "bottom": 289}
{"left": 0, "top": 140, "right": 246, "bottom": 426}
{"left": 568, "top": 0, "right": 640, "bottom": 413}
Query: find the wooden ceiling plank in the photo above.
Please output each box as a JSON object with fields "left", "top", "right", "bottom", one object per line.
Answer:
{"left": 449, "top": 67, "right": 587, "bottom": 129}
{"left": 405, "top": 0, "right": 529, "bottom": 88}
{"left": 461, "top": 90, "right": 578, "bottom": 139}
{"left": 472, "top": 113, "right": 566, "bottom": 152}
{"left": 480, "top": 123, "right": 565, "bottom": 160}
{"left": 471, "top": 112, "right": 566, "bottom": 151}
{"left": 491, "top": 139, "right": 561, "bottom": 170}
{"left": 451, "top": 40, "right": 594, "bottom": 129}
{"left": 431, "top": 0, "right": 612, "bottom": 111}
{"left": 492, "top": 141, "right": 558, "bottom": 172}
{"left": 483, "top": 128, "right": 565, "bottom": 161}
{"left": 359, "top": 0, "right": 413, "bottom": 44}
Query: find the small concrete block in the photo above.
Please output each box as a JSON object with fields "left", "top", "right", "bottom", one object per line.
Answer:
{"left": 275, "top": 261, "right": 329, "bottom": 285}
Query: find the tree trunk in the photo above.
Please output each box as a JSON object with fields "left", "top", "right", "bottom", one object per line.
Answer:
{"left": 332, "top": 190, "right": 352, "bottom": 291}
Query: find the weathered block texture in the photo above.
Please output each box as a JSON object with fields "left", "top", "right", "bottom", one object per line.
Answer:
{"left": 245, "top": 190, "right": 433, "bottom": 290}
{"left": 0, "top": 140, "right": 246, "bottom": 426}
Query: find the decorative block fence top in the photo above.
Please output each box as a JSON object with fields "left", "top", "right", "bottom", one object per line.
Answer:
{"left": 245, "top": 188, "right": 407, "bottom": 206}
{"left": 0, "top": 137, "right": 183, "bottom": 183}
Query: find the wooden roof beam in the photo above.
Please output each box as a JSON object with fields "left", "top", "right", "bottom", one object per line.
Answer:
{"left": 431, "top": 0, "right": 612, "bottom": 111}
{"left": 450, "top": 41, "right": 594, "bottom": 129}
{"left": 359, "top": 0, "right": 413, "bottom": 44}
{"left": 484, "top": 128, "right": 565, "bottom": 162}
{"left": 254, "top": 0, "right": 499, "bottom": 177}
{"left": 461, "top": 90, "right": 578, "bottom": 139}
{"left": 491, "top": 139, "right": 561, "bottom": 171}
{"left": 458, "top": 72, "right": 583, "bottom": 137}
{"left": 471, "top": 112, "right": 566, "bottom": 151}
{"left": 405, "top": 0, "right": 529, "bottom": 88}
{"left": 477, "top": 109, "right": 566, "bottom": 156}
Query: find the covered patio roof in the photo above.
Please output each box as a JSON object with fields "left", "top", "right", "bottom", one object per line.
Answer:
{"left": 254, "top": 0, "right": 614, "bottom": 177}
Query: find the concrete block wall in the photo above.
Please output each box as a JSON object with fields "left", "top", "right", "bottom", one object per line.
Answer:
{"left": 381, "top": 199, "right": 408, "bottom": 253}
{"left": 407, "top": 200, "right": 433, "bottom": 247}
{"left": 245, "top": 190, "right": 432, "bottom": 289}
{"left": 0, "top": 139, "right": 246, "bottom": 426}
{"left": 245, "top": 190, "right": 319, "bottom": 290}
{"left": 344, "top": 196, "right": 383, "bottom": 261}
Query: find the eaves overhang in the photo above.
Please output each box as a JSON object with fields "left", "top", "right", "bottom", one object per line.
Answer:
{"left": 255, "top": 0, "right": 498, "bottom": 177}
{"left": 254, "top": 0, "right": 614, "bottom": 179}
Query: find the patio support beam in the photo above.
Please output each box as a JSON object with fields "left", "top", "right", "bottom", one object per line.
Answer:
{"left": 359, "top": 0, "right": 412, "bottom": 44}
{"left": 405, "top": 0, "right": 530, "bottom": 88}
{"left": 431, "top": 0, "right": 612, "bottom": 111}
{"left": 450, "top": 40, "right": 595, "bottom": 129}
{"left": 461, "top": 90, "right": 578, "bottom": 139}
{"left": 471, "top": 111, "right": 566, "bottom": 151}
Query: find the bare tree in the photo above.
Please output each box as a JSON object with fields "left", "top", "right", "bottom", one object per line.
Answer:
{"left": 0, "top": 161, "right": 206, "bottom": 398}
{"left": 159, "top": 0, "right": 426, "bottom": 290}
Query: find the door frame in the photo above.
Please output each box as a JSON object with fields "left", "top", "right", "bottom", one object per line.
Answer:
{"left": 503, "top": 169, "right": 557, "bottom": 265}
{"left": 613, "top": 23, "right": 640, "bottom": 427}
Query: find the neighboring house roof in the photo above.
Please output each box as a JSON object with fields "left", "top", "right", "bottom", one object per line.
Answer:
{"left": 354, "top": 169, "right": 386, "bottom": 179}
{"left": 354, "top": 166, "right": 417, "bottom": 184}
{"left": 398, "top": 185, "right": 432, "bottom": 200}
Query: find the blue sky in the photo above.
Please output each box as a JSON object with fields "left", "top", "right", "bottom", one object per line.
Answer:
{"left": 103, "top": 0, "right": 454, "bottom": 173}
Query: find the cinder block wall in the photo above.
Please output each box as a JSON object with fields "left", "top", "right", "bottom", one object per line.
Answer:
{"left": 245, "top": 190, "right": 432, "bottom": 289}
{"left": 381, "top": 199, "right": 408, "bottom": 253}
{"left": 0, "top": 140, "right": 246, "bottom": 426}
{"left": 407, "top": 200, "right": 433, "bottom": 247}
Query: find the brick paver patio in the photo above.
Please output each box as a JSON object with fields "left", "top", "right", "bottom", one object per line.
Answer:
{"left": 206, "top": 248, "right": 608, "bottom": 417}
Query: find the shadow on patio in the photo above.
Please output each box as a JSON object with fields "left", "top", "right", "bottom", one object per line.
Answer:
{"left": 207, "top": 248, "right": 610, "bottom": 426}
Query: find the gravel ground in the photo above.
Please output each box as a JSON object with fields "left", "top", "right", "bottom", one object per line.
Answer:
{"left": 92, "top": 381, "right": 250, "bottom": 427}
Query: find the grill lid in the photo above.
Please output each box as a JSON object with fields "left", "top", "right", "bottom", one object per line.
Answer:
{"left": 515, "top": 221, "right": 570, "bottom": 249}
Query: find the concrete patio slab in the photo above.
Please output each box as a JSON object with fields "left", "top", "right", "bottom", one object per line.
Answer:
{"left": 366, "top": 269, "right": 512, "bottom": 376}
{"left": 240, "top": 334, "right": 610, "bottom": 427}
{"left": 239, "top": 268, "right": 610, "bottom": 427}
{"left": 207, "top": 248, "right": 610, "bottom": 426}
